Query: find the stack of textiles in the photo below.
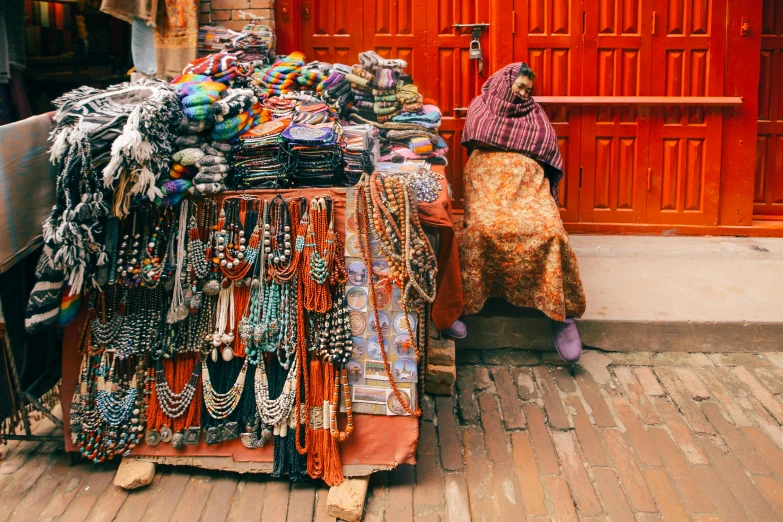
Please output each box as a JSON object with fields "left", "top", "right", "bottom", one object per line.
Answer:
{"left": 298, "top": 61, "right": 332, "bottom": 91}
{"left": 228, "top": 22, "right": 275, "bottom": 64}
{"left": 348, "top": 111, "right": 449, "bottom": 165}
{"left": 182, "top": 52, "right": 253, "bottom": 85}
{"left": 320, "top": 64, "right": 353, "bottom": 113}
{"left": 264, "top": 96, "right": 297, "bottom": 120}
{"left": 197, "top": 26, "right": 234, "bottom": 56}
{"left": 292, "top": 101, "right": 331, "bottom": 124}
{"left": 209, "top": 89, "right": 264, "bottom": 141}
{"left": 172, "top": 74, "right": 227, "bottom": 125}
{"left": 233, "top": 118, "right": 290, "bottom": 188}
{"left": 346, "top": 65, "right": 375, "bottom": 116}
{"left": 359, "top": 51, "right": 407, "bottom": 123}
{"left": 385, "top": 104, "right": 447, "bottom": 161}
{"left": 252, "top": 52, "right": 306, "bottom": 97}
{"left": 341, "top": 124, "right": 378, "bottom": 185}
{"left": 281, "top": 123, "right": 343, "bottom": 187}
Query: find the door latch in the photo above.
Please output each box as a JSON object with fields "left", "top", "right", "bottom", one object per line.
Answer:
{"left": 469, "top": 27, "right": 484, "bottom": 76}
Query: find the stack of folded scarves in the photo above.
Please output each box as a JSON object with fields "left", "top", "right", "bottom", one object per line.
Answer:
{"left": 253, "top": 51, "right": 307, "bottom": 97}
{"left": 281, "top": 123, "right": 343, "bottom": 187}
{"left": 347, "top": 65, "right": 375, "bottom": 116}
{"left": 341, "top": 124, "right": 378, "bottom": 185}
{"left": 190, "top": 140, "right": 234, "bottom": 195}
{"left": 358, "top": 50, "right": 407, "bottom": 123}
{"left": 233, "top": 118, "right": 291, "bottom": 189}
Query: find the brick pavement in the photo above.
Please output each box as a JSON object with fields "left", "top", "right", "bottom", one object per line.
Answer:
{"left": 4, "top": 349, "right": 783, "bottom": 521}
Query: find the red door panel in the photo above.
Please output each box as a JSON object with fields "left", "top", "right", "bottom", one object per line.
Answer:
{"left": 646, "top": 0, "right": 724, "bottom": 225}
{"left": 363, "top": 0, "right": 428, "bottom": 83}
{"left": 425, "top": 0, "right": 494, "bottom": 210}
{"left": 755, "top": 0, "right": 783, "bottom": 216}
{"left": 513, "top": 0, "right": 583, "bottom": 222}
{"left": 580, "top": 0, "right": 652, "bottom": 224}
{"left": 301, "top": 0, "right": 365, "bottom": 66}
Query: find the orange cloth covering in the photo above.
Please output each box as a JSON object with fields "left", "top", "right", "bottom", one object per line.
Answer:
{"left": 416, "top": 168, "right": 464, "bottom": 330}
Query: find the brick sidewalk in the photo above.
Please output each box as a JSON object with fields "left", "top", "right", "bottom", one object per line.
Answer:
{"left": 3, "top": 349, "right": 783, "bottom": 521}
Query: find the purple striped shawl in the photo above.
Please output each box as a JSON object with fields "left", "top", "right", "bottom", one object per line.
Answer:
{"left": 462, "top": 63, "right": 563, "bottom": 203}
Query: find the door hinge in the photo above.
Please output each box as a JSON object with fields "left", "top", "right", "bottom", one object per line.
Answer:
{"left": 652, "top": 11, "right": 657, "bottom": 35}
{"left": 647, "top": 167, "right": 652, "bottom": 191}
{"left": 582, "top": 11, "right": 586, "bottom": 34}
{"left": 512, "top": 12, "right": 516, "bottom": 34}
{"left": 579, "top": 166, "right": 583, "bottom": 189}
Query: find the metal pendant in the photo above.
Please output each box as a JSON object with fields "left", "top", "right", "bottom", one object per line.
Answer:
{"left": 222, "top": 421, "right": 239, "bottom": 441}
{"left": 203, "top": 279, "right": 221, "bottom": 296}
{"left": 211, "top": 348, "right": 218, "bottom": 362}
{"left": 204, "top": 426, "right": 222, "bottom": 445}
{"left": 159, "top": 425, "right": 173, "bottom": 443}
{"left": 171, "top": 432, "right": 186, "bottom": 449}
{"left": 145, "top": 430, "right": 161, "bottom": 447}
{"left": 183, "top": 427, "right": 201, "bottom": 445}
{"left": 221, "top": 347, "right": 234, "bottom": 362}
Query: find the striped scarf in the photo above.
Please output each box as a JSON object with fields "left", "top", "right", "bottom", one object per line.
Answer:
{"left": 462, "top": 63, "right": 563, "bottom": 203}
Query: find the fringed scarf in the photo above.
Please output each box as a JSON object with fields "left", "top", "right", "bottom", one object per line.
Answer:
{"left": 462, "top": 63, "right": 563, "bottom": 203}
{"left": 43, "top": 79, "right": 182, "bottom": 296}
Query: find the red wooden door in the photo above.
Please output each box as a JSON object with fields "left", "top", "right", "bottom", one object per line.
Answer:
{"left": 300, "top": 0, "right": 365, "bottom": 66}
{"left": 363, "top": 0, "right": 428, "bottom": 83}
{"left": 580, "top": 0, "right": 653, "bottom": 224}
{"left": 424, "top": 0, "right": 494, "bottom": 210}
{"left": 646, "top": 0, "right": 725, "bottom": 225}
{"left": 755, "top": 0, "right": 783, "bottom": 217}
{"left": 513, "top": 0, "right": 583, "bottom": 222}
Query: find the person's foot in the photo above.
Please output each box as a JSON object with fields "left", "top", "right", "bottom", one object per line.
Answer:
{"left": 551, "top": 318, "right": 582, "bottom": 364}
{"left": 442, "top": 319, "right": 467, "bottom": 339}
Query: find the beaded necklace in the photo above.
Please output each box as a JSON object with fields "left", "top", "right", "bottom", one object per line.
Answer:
{"left": 201, "top": 358, "right": 249, "bottom": 420}
{"left": 355, "top": 175, "right": 421, "bottom": 417}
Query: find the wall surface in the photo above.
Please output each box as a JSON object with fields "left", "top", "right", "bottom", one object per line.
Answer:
{"left": 199, "top": 0, "right": 276, "bottom": 30}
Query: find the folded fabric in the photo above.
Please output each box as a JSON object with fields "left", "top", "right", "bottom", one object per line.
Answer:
{"left": 396, "top": 84, "right": 420, "bottom": 104}
{"left": 190, "top": 182, "right": 226, "bottom": 195}
{"left": 159, "top": 178, "right": 192, "bottom": 195}
{"left": 409, "top": 136, "right": 433, "bottom": 154}
{"left": 345, "top": 74, "right": 371, "bottom": 89}
{"left": 374, "top": 68, "right": 400, "bottom": 90}
{"left": 392, "top": 105, "right": 442, "bottom": 124}
{"left": 351, "top": 66, "right": 376, "bottom": 82}
{"left": 170, "top": 164, "right": 197, "bottom": 179}
{"left": 194, "top": 171, "right": 227, "bottom": 183}
{"left": 183, "top": 52, "right": 237, "bottom": 76}
{"left": 198, "top": 163, "right": 230, "bottom": 173}
{"left": 359, "top": 51, "right": 407, "bottom": 71}
{"left": 196, "top": 155, "right": 227, "bottom": 167}
{"left": 175, "top": 135, "right": 203, "bottom": 148}
{"left": 173, "top": 148, "right": 205, "bottom": 165}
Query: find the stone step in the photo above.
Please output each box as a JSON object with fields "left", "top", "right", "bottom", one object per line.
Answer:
{"left": 456, "top": 236, "right": 783, "bottom": 353}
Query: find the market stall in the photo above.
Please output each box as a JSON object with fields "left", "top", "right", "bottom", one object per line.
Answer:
{"left": 20, "top": 43, "right": 462, "bottom": 492}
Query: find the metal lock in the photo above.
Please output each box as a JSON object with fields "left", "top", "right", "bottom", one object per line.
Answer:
{"left": 469, "top": 39, "right": 483, "bottom": 60}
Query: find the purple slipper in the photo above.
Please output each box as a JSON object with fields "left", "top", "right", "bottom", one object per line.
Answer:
{"left": 551, "top": 319, "right": 582, "bottom": 364}
{"left": 443, "top": 319, "right": 467, "bottom": 339}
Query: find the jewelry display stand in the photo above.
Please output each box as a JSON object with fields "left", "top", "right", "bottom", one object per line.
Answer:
{"left": 58, "top": 171, "right": 460, "bottom": 520}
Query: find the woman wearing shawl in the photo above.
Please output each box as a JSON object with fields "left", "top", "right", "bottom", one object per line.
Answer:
{"left": 458, "top": 63, "right": 586, "bottom": 364}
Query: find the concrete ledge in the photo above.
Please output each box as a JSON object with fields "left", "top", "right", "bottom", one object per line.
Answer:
{"left": 456, "top": 236, "right": 783, "bottom": 353}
